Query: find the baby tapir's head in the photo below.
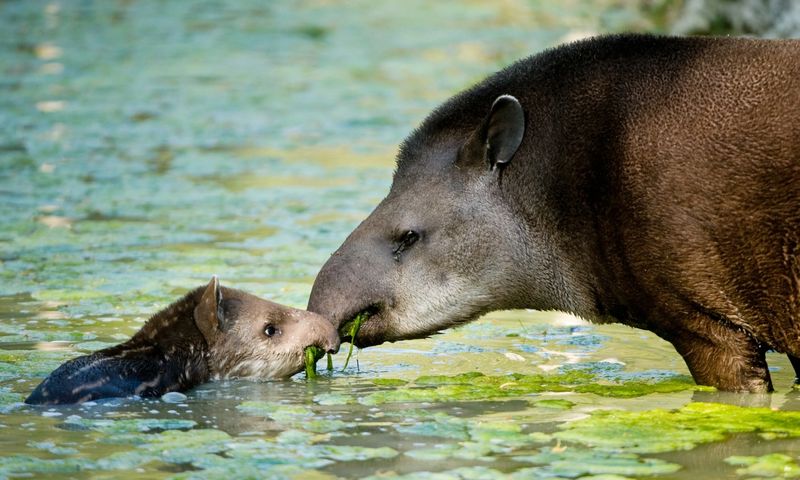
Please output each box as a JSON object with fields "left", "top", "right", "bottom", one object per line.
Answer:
{"left": 196, "top": 277, "right": 340, "bottom": 380}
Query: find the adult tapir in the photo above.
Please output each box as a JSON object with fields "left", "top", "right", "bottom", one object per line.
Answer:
{"left": 308, "top": 34, "right": 800, "bottom": 393}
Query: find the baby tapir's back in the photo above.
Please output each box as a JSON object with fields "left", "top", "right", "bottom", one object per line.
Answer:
{"left": 25, "top": 349, "right": 181, "bottom": 404}
{"left": 24, "top": 282, "right": 213, "bottom": 406}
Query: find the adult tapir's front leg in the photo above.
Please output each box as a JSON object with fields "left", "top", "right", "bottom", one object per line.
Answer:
{"left": 663, "top": 313, "right": 772, "bottom": 393}
{"left": 787, "top": 355, "right": 800, "bottom": 384}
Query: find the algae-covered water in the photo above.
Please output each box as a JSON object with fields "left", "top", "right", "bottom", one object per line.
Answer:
{"left": 2, "top": 1, "right": 800, "bottom": 479}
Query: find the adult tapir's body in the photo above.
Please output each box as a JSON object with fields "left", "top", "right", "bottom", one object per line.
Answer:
{"left": 308, "top": 34, "right": 800, "bottom": 392}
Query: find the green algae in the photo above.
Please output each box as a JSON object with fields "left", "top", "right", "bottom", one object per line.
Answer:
{"left": 0, "top": 387, "right": 24, "bottom": 410}
{"left": 396, "top": 412, "right": 550, "bottom": 462}
{"left": 371, "top": 378, "right": 408, "bottom": 387}
{"left": 32, "top": 289, "right": 112, "bottom": 303}
{"left": 74, "top": 340, "right": 118, "bottom": 351}
{"left": 0, "top": 456, "right": 89, "bottom": 477}
{"left": 414, "top": 371, "right": 487, "bottom": 385}
{"left": 13, "top": 423, "right": 398, "bottom": 478}
{"left": 305, "top": 345, "right": 325, "bottom": 379}
{"left": 363, "top": 466, "right": 507, "bottom": 480}
{"left": 237, "top": 401, "right": 314, "bottom": 420}
{"left": 318, "top": 444, "right": 398, "bottom": 462}
{"left": 534, "top": 399, "right": 576, "bottom": 410}
{"left": 27, "top": 441, "right": 79, "bottom": 455}
{"left": 313, "top": 392, "right": 355, "bottom": 405}
{"left": 0, "top": 329, "right": 96, "bottom": 343}
{"left": 135, "top": 429, "right": 233, "bottom": 465}
{"left": 396, "top": 417, "right": 472, "bottom": 440}
{"left": 64, "top": 417, "right": 197, "bottom": 434}
{"left": 575, "top": 378, "right": 710, "bottom": 397}
{"left": 360, "top": 371, "right": 704, "bottom": 405}
{"left": 0, "top": 349, "right": 77, "bottom": 383}
{"left": 516, "top": 449, "right": 681, "bottom": 477}
{"left": 404, "top": 443, "right": 496, "bottom": 462}
{"left": 341, "top": 312, "right": 367, "bottom": 371}
{"left": 3, "top": 427, "right": 388, "bottom": 478}
{"left": 725, "top": 453, "right": 800, "bottom": 478}
{"left": 366, "top": 465, "right": 637, "bottom": 480}
{"left": 573, "top": 476, "right": 634, "bottom": 480}
{"left": 556, "top": 402, "right": 800, "bottom": 454}
{"left": 236, "top": 401, "right": 350, "bottom": 433}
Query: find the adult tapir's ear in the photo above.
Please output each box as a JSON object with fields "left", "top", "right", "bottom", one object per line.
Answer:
{"left": 484, "top": 94, "right": 525, "bottom": 170}
{"left": 194, "top": 276, "right": 224, "bottom": 344}
{"left": 460, "top": 94, "right": 525, "bottom": 171}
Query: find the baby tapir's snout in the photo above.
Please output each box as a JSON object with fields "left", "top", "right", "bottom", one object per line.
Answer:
{"left": 288, "top": 310, "right": 341, "bottom": 355}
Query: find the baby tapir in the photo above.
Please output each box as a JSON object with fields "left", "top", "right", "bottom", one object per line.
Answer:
{"left": 26, "top": 277, "right": 339, "bottom": 405}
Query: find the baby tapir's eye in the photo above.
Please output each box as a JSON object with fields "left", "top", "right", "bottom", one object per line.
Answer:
{"left": 264, "top": 324, "right": 279, "bottom": 337}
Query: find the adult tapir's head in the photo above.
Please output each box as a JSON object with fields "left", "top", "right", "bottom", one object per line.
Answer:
{"left": 308, "top": 93, "right": 560, "bottom": 347}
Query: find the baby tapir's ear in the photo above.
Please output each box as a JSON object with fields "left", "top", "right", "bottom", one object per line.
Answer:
{"left": 194, "top": 276, "right": 224, "bottom": 344}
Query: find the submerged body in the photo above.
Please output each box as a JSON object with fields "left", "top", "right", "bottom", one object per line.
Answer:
{"left": 27, "top": 278, "right": 339, "bottom": 405}
{"left": 308, "top": 34, "right": 800, "bottom": 392}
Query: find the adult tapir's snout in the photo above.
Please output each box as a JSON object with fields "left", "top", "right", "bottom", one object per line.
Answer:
{"left": 306, "top": 253, "right": 351, "bottom": 330}
{"left": 307, "top": 222, "right": 395, "bottom": 341}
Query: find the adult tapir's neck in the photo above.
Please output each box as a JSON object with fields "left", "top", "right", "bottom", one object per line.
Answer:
{"left": 492, "top": 41, "right": 696, "bottom": 323}
{"left": 498, "top": 120, "right": 638, "bottom": 324}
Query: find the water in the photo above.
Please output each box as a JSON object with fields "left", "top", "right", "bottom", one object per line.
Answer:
{"left": 2, "top": 1, "right": 799, "bottom": 478}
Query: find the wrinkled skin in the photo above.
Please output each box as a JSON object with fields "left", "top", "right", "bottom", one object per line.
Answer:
{"left": 308, "top": 34, "right": 800, "bottom": 392}
{"left": 26, "top": 278, "right": 339, "bottom": 405}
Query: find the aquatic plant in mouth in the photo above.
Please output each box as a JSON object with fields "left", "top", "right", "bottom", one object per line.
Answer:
{"left": 304, "top": 313, "right": 367, "bottom": 378}
{"left": 341, "top": 312, "right": 367, "bottom": 371}
{"left": 304, "top": 346, "right": 325, "bottom": 379}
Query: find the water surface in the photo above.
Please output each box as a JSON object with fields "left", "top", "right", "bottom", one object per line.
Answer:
{"left": 1, "top": 1, "right": 799, "bottom": 479}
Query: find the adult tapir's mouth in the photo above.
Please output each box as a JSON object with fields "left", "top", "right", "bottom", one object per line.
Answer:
{"left": 338, "top": 309, "right": 372, "bottom": 342}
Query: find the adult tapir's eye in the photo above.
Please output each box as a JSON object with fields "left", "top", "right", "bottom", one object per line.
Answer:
{"left": 401, "top": 230, "right": 420, "bottom": 246}
{"left": 264, "top": 324, "right": 279, "bottom": 337}
{"left": 393, "top": 230, "right": 420, "bottom": 261}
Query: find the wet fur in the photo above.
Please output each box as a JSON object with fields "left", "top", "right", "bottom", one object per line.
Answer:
{"left": 26, "top": 287, "right": 210, "bottom": 405}
{"left": 27, "top": 282, "right": 340, "bottom": 405}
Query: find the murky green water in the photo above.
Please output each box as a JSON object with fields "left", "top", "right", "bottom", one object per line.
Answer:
{"left": 2, "top": 1, "right": 800, "bottom": 479}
